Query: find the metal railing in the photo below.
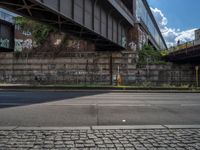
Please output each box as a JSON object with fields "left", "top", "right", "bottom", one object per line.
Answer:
{"left": 0, "top": 10, "right": 14, "bottom": 23}
{"left": 167, "top": 39, "right": 200, "bottom": 53}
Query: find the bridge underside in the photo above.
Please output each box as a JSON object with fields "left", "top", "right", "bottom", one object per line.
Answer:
{"left": 165, "top": 45, "right": 200, "bottom": 64}
{"left": 0, "top": 0, "right": 131, "bottom": 51}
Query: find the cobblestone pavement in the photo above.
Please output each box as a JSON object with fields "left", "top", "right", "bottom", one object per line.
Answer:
{"left": 1, "top": 128, "right": 200, "bottom": 150}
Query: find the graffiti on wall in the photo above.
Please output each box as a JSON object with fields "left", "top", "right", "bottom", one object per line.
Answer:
{"left": 67, "top": 40, "right": 86, "bottom": 50}
{"left": 22, "top": 31, "right": 32, "bottom": 36}
{"left": 0, "top": 74, "right": 17, "bottom": 83}
{"left": 122, "top": 37, "right": 127, "bottom": 47}
{"left": 15, "top": 39, "right": 33, "bottom": 52}
{"left": 138, "top": 27, "right": 148, "bottom": 49}
{"left": 0, "top": 38, "right": 10, "bottom": 49}
{"left": 128, "top": 41, "right": 136, "bottom": 51}
{"left": 14, "top": 27, "right": 33, "bottom": 52}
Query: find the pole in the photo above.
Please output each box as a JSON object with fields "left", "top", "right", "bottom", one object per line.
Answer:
{"left": 110, "top": 54, "right": 113, "bottom": 85}
{"left": 196, "top": 65, "right": 199, "bottom": 87}
{"left": 117, "top": 65, "right": 120, "bottom": 86}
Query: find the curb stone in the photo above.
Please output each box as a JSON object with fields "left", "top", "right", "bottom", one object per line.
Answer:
{"left": 1, "top": 125, "right": 200, "bottom": 130}
{"left": 91, "top": 125, "right": 165, "bottom": 130}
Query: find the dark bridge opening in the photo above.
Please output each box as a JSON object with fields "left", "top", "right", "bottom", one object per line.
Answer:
{"left": 0, "top": 19, "right": 14, "bottom": 52}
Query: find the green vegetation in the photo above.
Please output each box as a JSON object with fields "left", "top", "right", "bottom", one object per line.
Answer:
{"left": 15, "top": 16, "right": 57, "bottom": 45}
{"left": 138, "top": 44, "right": 168, "bottom": 65}
{"left": 160, "top": 50, "right": 169, "bottom": 56}
{"left": 4, "top": 84, "right": 197, "bottom": 91}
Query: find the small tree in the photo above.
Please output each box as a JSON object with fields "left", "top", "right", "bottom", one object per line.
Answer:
{"left": 138, "top": 44, "right": 163, "bottom": 64}
{"left": 15, "top": 16, "right": 57, "bottom": 46}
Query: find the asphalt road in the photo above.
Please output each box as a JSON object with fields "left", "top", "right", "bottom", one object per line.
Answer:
{"left": 0, "top": 90, "right": 200, "bottom": 126}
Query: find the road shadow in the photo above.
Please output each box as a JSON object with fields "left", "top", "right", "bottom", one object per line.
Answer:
{"left": 0, "top": 90, "right": 109, "bottom": 109}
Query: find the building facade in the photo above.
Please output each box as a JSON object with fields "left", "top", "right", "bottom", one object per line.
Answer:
{"left": 135, "top": 0, "right": 166, "bottom": 50}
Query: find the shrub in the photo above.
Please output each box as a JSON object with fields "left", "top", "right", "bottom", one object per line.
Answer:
{"left": 15, "top": 16, "right": 57, "bottom": 46}
{"left": 138, "top": 44, "right": 167, "bottom": 65}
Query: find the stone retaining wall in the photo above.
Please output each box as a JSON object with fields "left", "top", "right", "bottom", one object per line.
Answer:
{"left": 0, "top": 51, "right": 195, "bottom": 86}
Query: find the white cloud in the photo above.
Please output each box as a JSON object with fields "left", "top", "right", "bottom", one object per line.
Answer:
{"left": 150, "top": 8, "right": 168, "bottom": 28}
{"left": 175, "top": 29, "right": 196, "bottom": 43}
{"left": 150, "top": 7, "right": 197, "bottom": 47}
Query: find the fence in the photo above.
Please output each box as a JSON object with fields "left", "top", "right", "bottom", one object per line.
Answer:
{"left": 167, "top": 39, "right": 200, "bottom": 53}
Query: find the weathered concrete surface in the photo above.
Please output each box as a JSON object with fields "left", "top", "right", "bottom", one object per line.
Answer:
{"left": 0, "top": 51, "right": 195, "bottom": 85}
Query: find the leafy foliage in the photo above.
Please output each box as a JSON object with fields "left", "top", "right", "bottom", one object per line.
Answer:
{"left": 15, "top": 16, "right": 57, "bottom": 45}
{"left": 138, "top": 44, "right": 166, "bottom": 64}
{"left": 160, "top": 50, "right": 169, "bottom": 56}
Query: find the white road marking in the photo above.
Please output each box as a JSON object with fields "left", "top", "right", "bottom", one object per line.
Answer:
{"left": 181, "top": 104, "right": 200, "bottom": 107}
{"left": 40, "top": 103, "right": 152, "bottom": 107}
{"left": 97, "top": 104, "right": 152, "bottom": 107}
{"left": 0, "top": 103, "right": 152, "bottom": 107}
{"left": 1, "top": 102, "right": 200, "bottom": 107}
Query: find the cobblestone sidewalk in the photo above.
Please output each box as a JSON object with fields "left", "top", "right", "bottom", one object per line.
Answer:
{"left": 1, "top": 127, "right": 200, "bottom": 150}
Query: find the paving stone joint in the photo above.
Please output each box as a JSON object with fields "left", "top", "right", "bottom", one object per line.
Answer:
{"left": 0, "top": 127, "right": 200, "bottom": 149}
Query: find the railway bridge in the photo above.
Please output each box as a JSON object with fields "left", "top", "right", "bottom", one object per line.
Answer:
{"left": 0, "top": 0, "right": 168, "bottom": 51}
{"left": 165, "top": 40, "right": 200, "bottom": 64}
{"left": 0, "top": 0, "right": 136, "bottom": 50}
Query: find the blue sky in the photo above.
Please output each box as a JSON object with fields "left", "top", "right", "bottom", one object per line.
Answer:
{"left": 147, "top": 0, "right": 200, "bottom": 47}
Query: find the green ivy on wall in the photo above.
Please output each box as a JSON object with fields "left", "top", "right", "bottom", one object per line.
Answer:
{"left": 138, "top": 44, "right": 167, "bottom": 65}
{"left": 15, "top": 16, "right": 58, "bottom": 46}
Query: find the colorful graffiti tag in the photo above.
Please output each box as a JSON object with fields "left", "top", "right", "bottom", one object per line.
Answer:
{"left": 15, "top": 39, "right": 33, "bottom": 52}
{"left": 128, "top": 41, "right": 136, "bottom": 50}
{"left": 0, "top": 38, "right": 10, "bottom": 49}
